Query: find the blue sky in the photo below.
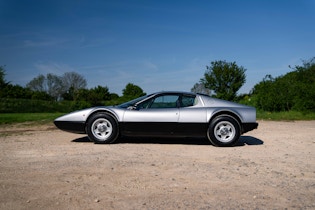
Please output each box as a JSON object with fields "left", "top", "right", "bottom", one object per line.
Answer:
{"left": 1, "top": 0, "right": 314, "bottom": 95}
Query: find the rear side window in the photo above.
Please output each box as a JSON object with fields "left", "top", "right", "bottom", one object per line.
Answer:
{"left": 181, "top": 95, "right": 196, "bottom": 107}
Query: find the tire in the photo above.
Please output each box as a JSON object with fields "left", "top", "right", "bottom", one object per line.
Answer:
{"left": 86, "top": 113, "right": 119, "bottom": 144}
{"left": 207, "top": 115, "right": 240, "bottom": 147}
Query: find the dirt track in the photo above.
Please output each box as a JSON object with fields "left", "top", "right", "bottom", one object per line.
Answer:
{"left": 1, "top": 121, "right": 314, "bottom": 209}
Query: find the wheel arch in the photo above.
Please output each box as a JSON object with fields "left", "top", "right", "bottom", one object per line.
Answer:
{"left": 209, "top": 110, "right": 242, "bottom": 130}
{"left": 85, "top": 109, "right": 119, "bottom": 132}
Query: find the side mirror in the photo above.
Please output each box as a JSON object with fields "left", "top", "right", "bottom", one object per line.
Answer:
{"left": 127, "top": 105, "right": 137, "bottom": 110}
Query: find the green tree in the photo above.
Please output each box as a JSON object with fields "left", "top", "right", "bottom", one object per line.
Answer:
{"left": 27, "top": 74, "right": 63, "bottom": 100}
{"left": 252, "top": 75, "right": 279, "bottom": 111}
{"left": 26, "top": 74, "right": 46, "bottom": 92}
{"left": 191, "top": 82, "right": 211, "bottom": 95}
{"left": 200, "top": 60, "right": 246, "bottom": 101}
{"left": 61, "top": 72, "right": 87, "bottom": 100}
{"left": 47, "top": 73, "right": 63, "bottom": 100}
{"left": 110, "top": 93, "right": 119, "bottom": 100}
{"left": 87, "top": 85, "right": 111, "bottom": 106}
{"left": 0, "top": 66, "right": 9, "bottom": 88}
{"left": 0, "top": 66, "right": 34, "bottom": 99}
{"left": 31, "top": 91, "right": 53, "bottom": 100}
{"left": 0, "top": 84, "right": 33, "bottom": 99}
{"left": 27, "top": 72, "right": 87, "bottom": 100}
{"left": 62, "top": 72, "right": 86, "bottom": 90}
{"left": 122, "top": 83, "right": 146, "bottom": 100}
{"left": 74, "top": 88, "right": 90, "bottom": 101}
{"left": 252, "top": 57, "right": 315, "bottom": 112}
{"left": 290, "top": 58, "right": 315, "bottom": 111}
{"left": 62, "top": 86, "right": 75, "bottom": 100}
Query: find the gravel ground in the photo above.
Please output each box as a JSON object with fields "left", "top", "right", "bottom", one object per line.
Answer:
{"left": 0, "top": 120, "right": 314, "bottom": 209}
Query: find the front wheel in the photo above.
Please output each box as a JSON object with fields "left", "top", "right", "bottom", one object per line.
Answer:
{"left": 86, "top": 113, "right": 119, "bottom": 144}
{"left": 207, "top": 115, "right": 240, "bottom": 147}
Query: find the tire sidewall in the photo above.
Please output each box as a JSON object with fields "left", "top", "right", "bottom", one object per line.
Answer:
{"left": 86, "top": 113, "right": 119, "bottom": 144}
{"left": 208, "top": 115, "right": 240, "bottom": 147}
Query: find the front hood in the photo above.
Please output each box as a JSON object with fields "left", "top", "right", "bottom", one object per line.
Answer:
{"left": 55, "top": 106, "right": 117, "bottom": 122}
{"left": 54, "top": 108, "right": 96, "bottom": 122}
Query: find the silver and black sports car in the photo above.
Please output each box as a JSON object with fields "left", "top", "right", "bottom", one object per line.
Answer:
{"left": 54, "top": 91, "right": 258, "bottom": 146}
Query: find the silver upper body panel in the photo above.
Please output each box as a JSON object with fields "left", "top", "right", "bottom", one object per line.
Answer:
{"left": 55, "top": 92, "right": 256, "bottom": 124}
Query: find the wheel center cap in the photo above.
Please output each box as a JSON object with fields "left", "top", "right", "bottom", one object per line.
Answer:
{"left": 98, "top": 124, "right": 107, "bottom": 132}
{"left": 220, "top": 127, "right": 229, "bottom": 135}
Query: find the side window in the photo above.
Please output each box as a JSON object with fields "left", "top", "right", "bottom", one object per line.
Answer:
{"left": 181, "top": 95, "right": 196, "bottom": 107}
{"left": 149, "top": 95, "right": 179, "bottom": 108}
{"left": 137, "top": 99, "right": 152, "bottom": 109}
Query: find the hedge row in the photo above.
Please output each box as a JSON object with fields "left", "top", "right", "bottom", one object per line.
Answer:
{"left": 0, "top": 98, "right": 92, "bottom": 113}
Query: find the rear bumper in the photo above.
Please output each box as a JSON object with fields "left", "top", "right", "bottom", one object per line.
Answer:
{"left": 54, "top": 121, "right": 86, "bottom": 134}
{"left": 242, "top": 122, "right": 258, "bottom": 134}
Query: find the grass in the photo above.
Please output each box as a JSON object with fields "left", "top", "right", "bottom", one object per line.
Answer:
{"left": 0, "top": 113, "right": 64, "bottom": 125}
{"left": 0, "top": 111, "right": 314, "bottom": 126}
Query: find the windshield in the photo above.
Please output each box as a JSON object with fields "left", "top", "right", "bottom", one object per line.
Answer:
{"left": 117, "top": 94, "right": 152, "bottom": 108}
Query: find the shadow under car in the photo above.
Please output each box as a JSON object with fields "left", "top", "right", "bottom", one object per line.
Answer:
{"left": 72, "top": 135, "right": 263, "bottom": 146}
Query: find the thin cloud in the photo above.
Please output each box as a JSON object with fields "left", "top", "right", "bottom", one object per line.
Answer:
{"left": 76, "top": 35, "right": 115, "bottom": 48}
{"left": 23, "top": 38, "right": 65, "bottom": 48}
{"left": 34, "top": 62, "right": 74, "bottom": 75}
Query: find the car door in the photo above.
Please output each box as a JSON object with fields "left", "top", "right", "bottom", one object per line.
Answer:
{"left": 175, "top": 94, "right": 208, "bottom": 137}
{"left": 122, "top": 94, "right": 180, "bottom": 136}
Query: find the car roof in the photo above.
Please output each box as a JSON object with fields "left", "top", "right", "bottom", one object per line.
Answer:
{"left": 152, "top": 91, "right": 200, "bottom": 96}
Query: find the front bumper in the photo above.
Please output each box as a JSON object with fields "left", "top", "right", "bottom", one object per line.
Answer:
{"left": 242, "top": 122, "right": 258, "bottom": 134}
{"left": 54, "top": 121, "right": 86, "bottom": 134}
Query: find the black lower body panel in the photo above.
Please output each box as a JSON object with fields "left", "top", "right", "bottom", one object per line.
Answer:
{"left": 242, "top": 122, "right": 258, "bottom": 133}
{"left": 120, "top": 122, "right": 207, "bottom": 138}
{"left": 54, "top": 121, "right": 86, "bottom": 134}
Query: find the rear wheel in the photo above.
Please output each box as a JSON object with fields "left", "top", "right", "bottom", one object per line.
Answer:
{"left": 86, "top": 113, "right": 119, "bottom": 144}
{"left": 207, "top": 115, "right": 240, "bottom": 147}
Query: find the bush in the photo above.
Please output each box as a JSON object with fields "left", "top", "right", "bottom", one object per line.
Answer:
{"left": 251, "top": 58, "right": 315, "bottom": 112}
{"left": 0, "top": 98, "right": 92, "bottom": 113}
